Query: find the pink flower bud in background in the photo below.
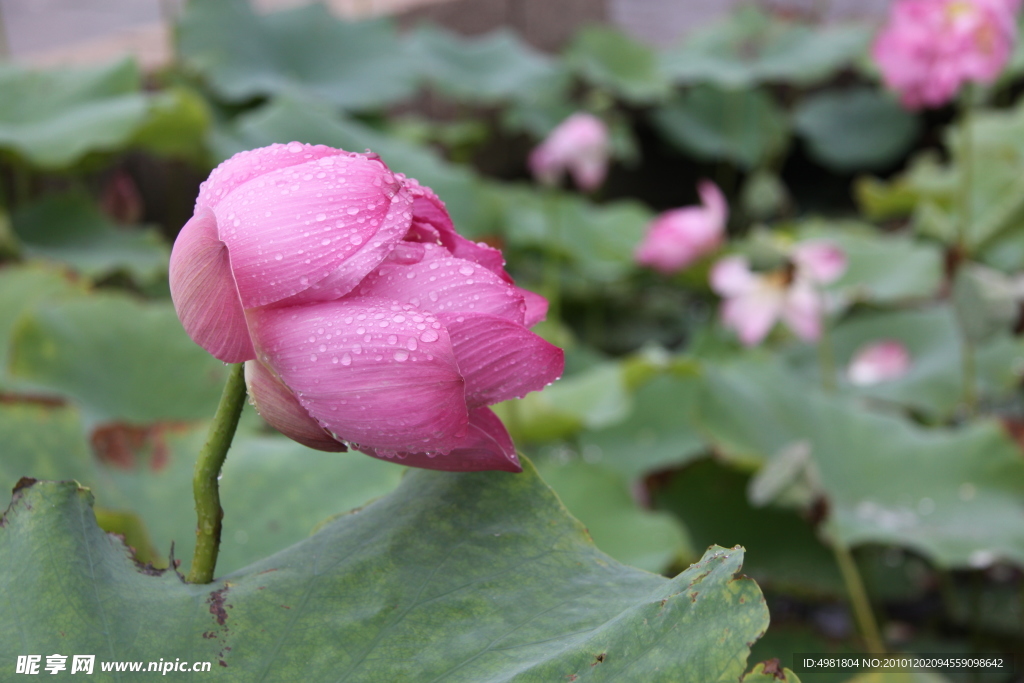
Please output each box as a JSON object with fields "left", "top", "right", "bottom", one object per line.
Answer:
{"left": 872, "top": 0, "right": 1018, "bottom": 109}
{"left": 170, "top": 142, "right": 563, "bottom": 472}
{"left": 709, "top": 241, "right": 847, "bottom": 347}
{"left": 529, "top": 113, "right": 610, "bottom": 192}
{"left": 634, "top": 181, "right": 727, "bottom": 274}
{"left": 847, "top": 340, "right": 912, "bottom": 385}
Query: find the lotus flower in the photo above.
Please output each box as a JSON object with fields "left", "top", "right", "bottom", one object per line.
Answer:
{"left": 710, "top": 241, "right": 847, "bottom": 346}
{"left": 873, "top": 0, "right": 1019, "bottom": 109}
{"left": 847, "top": 340, "right": 912, "bottom": 385}
{"left": 529, "top": 113, "right": 610, "bottom": 191}
{"left": 170, "top": 142, "right": 563, "bottom": 472}
{"left": 634, "top": 181, "right": 727, "bottom": 273}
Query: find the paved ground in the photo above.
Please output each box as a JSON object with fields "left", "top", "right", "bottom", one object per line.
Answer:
{"left": 0, "top": 0, "right": 891, "bottom": 66}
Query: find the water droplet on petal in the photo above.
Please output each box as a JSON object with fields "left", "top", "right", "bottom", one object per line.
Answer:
{"left": 420, "top": 330, "right": 439, "bottom": 343}
{"left": 394, "top": 350, "right": 409, "bottom": 362}
{"left": 341, "top": 353, "right": 352, "bottom": 366}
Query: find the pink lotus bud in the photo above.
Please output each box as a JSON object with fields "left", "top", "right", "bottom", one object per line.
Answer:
{"left": 635, "top": 181, "right": 727, "bottom": 274}
{"left": 529, "top": 113, "right": 610, "bottom": 191}
{"left": 170, "top": 143, "right": 564, "bottom": 471}
{"left": 873, "top": 0, "right": 1018, "bottom": 109}
{"left": 847, "top": 340, "right": 912, "bottom": 385}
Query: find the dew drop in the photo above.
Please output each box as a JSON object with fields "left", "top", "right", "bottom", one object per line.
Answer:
{"left": 387, "top": 335, "right": 398, "bottom": 345}
{"left": 394, "top": 350, "right": 409, "bottom": 362}
{"left": 341, "top": 353, "right": 352, "bottom": 366}
{"left": 316, "top": 213, "right": 326, "bottom": 222}
{"left": 350, "top": 234, "right": 364, "bottom": 245}
{"left": 420, "top": 330, "right": 439, "bottom": 343}
{"left": 275, "top": 253, "right": 283, "bottom": 261}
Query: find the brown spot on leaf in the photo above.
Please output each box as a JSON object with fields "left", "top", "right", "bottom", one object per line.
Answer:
{"left": 207, "top": 586, "right": 230, "bottom": 626}
{"left": 12, "top": 477, "right": 38, "bottom": 494}
{"left": 90, "top": 422, "right": 184, "bottom": 471}
{"left": 591, "top": 653, "right": 606, "bottom": 666}
{"left": 0, "top": 392, "right": 66, "bottom": 407}
{"left": 761, "top": 658, "right": 786, "bottom": 680}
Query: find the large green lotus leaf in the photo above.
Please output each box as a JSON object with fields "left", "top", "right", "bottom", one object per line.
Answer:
{"left": 787, "top": 306, "right": 1024, "bottom": 420}
{"left": 0, "top": 264, "right": 85, "bottom": 388}
{"left": 91, "top": 413, "right": 405, "bottom": 575}
{"left": 793, "top": 88, "right": 920, "bottom": 172}
{"left": 7, "top": 293, "right": 226, "bottom": 425}
{"left": 0, "top": 58, "right": 149, "bottom": 168}
{"left": 650, "top": 86, "right": 789, "bottom": 169}
{"left": 578, "top": 373, "right": 706, "bottom": 479}
{"left": 408, "top": 25, "right": 555, "bottom": 103}
{"left": 177, "top": 0, "right": 415, "bottom": 110}
{"left": 12, "top": 193, "right": 169, "bottom": 283}
{"left": 492, "top": 185, "right": 651, "bottom": 283}
{"left": 1, "top": 469, "right": 770, "bottom": 681}
{"left": 694, "top": 358, "right": 1024, "bottom": 567}
{"left": 0, "top": 395, "right": 403, "bottom": 577}
{"left": 212, "top": 96, "right": 482, "bottom": 236}
{"left": 796, "top": 222, "right": 943, "bottom": 304}
{"left": 537, "top": 458, "right": 692, "bottom": 572}
{"left": 565, "top": 25, "right": 671, "bottom": 103}
{"left": 656, "top": 459, "right": 844, "bottom": 598}
{"left": 130, "top": 86, "right": 211, "bottom": 163}
{"left": 660, "top": 6, "right": 870, "bottom": 88}
{"left": 0, "top": 403, "right": 95, "bottom": 491}
{"left": 494, "top": 361, "right": 632, "bottom": 443}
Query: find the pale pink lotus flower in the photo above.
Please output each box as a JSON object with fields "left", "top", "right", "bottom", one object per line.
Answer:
{"left": 709, "top": 241, "right": 847, "bottom": 347}
{"left": 873, "top": 0, "right": 1019, "bottom": 109}
{"left": 169, "top": 142, "right": 563, "bottom": 472}
{"left": 529, "top": 112, "right": 610, "bottom": 191}
{"left": 634, "top": 181, "right": 727, "bottom": 274}
{"left": 847, "top": 340, "right": 913, "bottom": 385}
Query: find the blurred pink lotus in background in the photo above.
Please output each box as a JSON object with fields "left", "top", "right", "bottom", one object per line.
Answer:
{"left": 710, "top": 241, "right": 847, "bottom": 346}
{"left": 529, "top": 112, "right": 610, "bottom": 191}
{"left": 847, "top": 340, "right": 913, "bottom": 385}
{"left": 873, "top": 0, "right": 1019, "bottom": 109}
{"left": 634, "top": 181, "right": 727, "bottom": 274}
{"left": 170, "top": 142, "right": 563, "bottom": 472}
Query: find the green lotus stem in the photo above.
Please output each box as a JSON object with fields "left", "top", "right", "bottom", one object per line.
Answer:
{"left": 832, "top": 543, "right": 886, "bottom": 654}
{"left": 187, "top": 363, "right": 247, "bottom": 584}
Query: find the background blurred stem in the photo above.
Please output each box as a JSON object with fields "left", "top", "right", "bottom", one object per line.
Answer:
{"left": 817, "top": 319, "right": 837, "bottom": 393}
{"left": 187, "top": 363, "right": 247, "bottom": 584}
{"left": 955, "top": 93, "right": 979, "bottom": 415}
{"left": 543, "top": 188, "right": 563, "bottom": 322}
{"left": 832, "top": 543, "right": 886, "bottom": 654}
